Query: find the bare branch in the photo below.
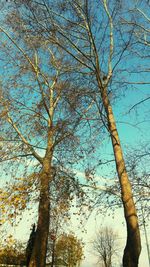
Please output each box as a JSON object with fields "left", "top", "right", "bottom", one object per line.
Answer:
{"left": 0, "top": 27, "right": 36, "bottom": 71}
{"left": 6, "top": 114, "right": 43, "bottom": 164}
{"left": 128, "top": 96, "right": 150, "bottom": 112}
{"left": 0, "top": 154, "right": 33, "bottom": 162}
{"left": 103, "top": 0, "right": 113, "bottom": 81}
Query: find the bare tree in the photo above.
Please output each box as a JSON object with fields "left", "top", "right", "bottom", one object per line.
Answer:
{"left": 93, "top": 227, "right": 119, "bottom": 267}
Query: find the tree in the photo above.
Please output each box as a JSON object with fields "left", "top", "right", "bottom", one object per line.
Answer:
{"left": 104, "top": 145, "right": 150, "bottom": 225}
{"left": 0, "top": 174, "right": 37, "bottom": 227}
{"left": 92, "top": 227, "right": 119, "bottom": 267}
{"left": 26, "top": 224, "right": 37, "bottom": 267}
{"left": 0, "top": 236, "right": 26, "bottom": 266}
{"left": 0, "top": 6, "right": 87, "bottom": 266}
{"left": 47, "top": 169, "right": 83, "bottom": 267}
{"left": 55, "top": 233, "right": 84, "bottom": 267}
{"left": 11, "top": 1, "right": 142, "bottom": 266}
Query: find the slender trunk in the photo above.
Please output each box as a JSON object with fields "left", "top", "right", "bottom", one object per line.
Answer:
{"left": 142, "top": 207, "right": 150, "bottom": 267}
{"left": 101, "top": 87, "right": 141, "bottom": 267}
{"left": 29, "top": 158, "right": 52, "bottom": 267}
{"left": 51, "top": 239, "right": 55, "bottom": 267}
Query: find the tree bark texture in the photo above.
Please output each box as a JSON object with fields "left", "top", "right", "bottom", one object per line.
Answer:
{"left": 28, "top": 158, "right": 52, "bottom": 267}
{"left": 101, "top": 87, "right": 141, "bottom": 267}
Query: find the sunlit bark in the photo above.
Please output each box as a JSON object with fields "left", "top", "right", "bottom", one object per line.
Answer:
{"left": 100, "top": 85, "right": 141, "bottom": 267}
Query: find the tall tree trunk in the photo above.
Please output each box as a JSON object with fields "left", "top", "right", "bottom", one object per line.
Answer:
{"left": 29, "top": 158, "right": 51, "bottom": 267}
{"left": 101, "top": 87, "right": 141, "bottom": 267}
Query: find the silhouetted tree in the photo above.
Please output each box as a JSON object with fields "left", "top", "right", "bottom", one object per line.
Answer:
{"left": 26, "top": 224, "right": 36, "bottom": 267}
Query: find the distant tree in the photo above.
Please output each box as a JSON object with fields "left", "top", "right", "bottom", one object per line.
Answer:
{"left": 26, "top": 224, "right": 37, "bottom": 267}
{"left": 55, "top": 233, "right": 84, "bottom": 267}
{"left": 92, "top": 227, "right": 119, "bottom": 267}
{"left": 0, "top": 236, "right": 26, "bottom": 266}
